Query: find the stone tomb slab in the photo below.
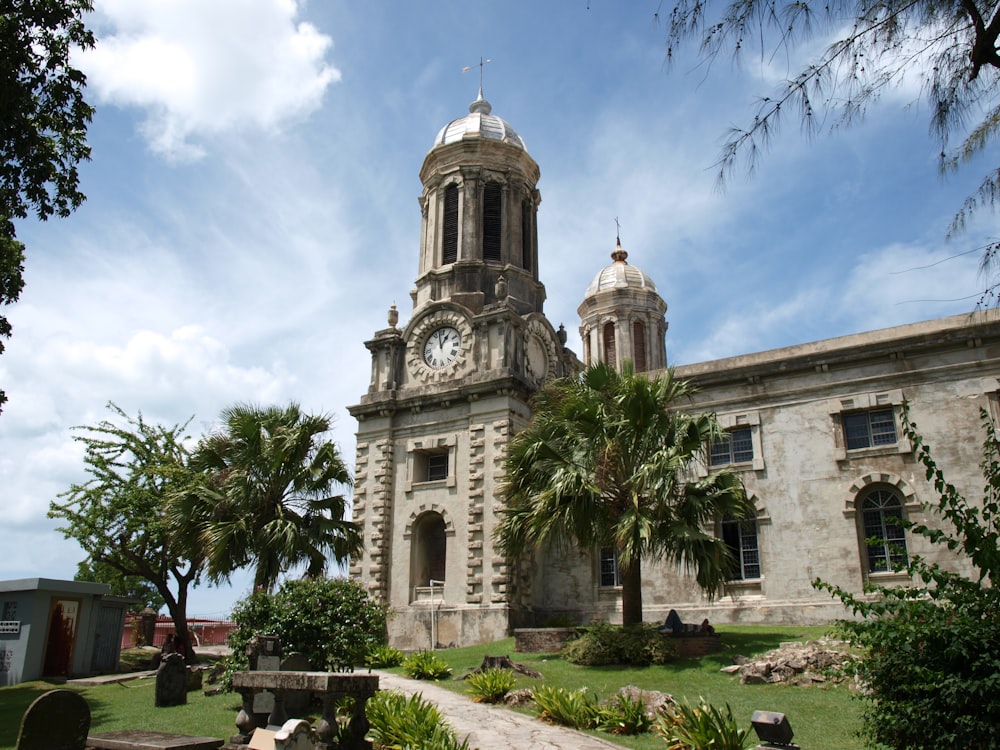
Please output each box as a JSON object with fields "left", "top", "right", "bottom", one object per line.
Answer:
{"left": 86, "top": 731, "right": 223, "bottom": 750}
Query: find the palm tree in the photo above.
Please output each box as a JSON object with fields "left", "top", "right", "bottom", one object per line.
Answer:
{"left": 496, "top": 362, "right": 753, "bottom": 626}
{"left": 178, "top": 402, "right": 362, "bottom": 591}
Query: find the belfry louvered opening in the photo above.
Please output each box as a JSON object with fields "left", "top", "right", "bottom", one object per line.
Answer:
{"left": 521, "top": 199, "right": 532, "bottom": 271}
{"left": 442, "top": 184, "right": 458, "bottom": 264}
{"left": 483, "top": 183, "right": 502, "bottom": 262}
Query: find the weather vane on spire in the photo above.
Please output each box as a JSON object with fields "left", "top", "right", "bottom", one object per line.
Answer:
{"left": 462, "top": 57, "right": 492, "bottom": 97}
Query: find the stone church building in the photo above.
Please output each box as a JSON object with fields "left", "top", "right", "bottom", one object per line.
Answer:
{"left": 348, "top": 93, "right": 1000, "bottom": 649}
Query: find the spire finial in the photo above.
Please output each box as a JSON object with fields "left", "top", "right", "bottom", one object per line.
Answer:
{"left": 463, "top": 58, "right": 493, "bottom": 110}
{"left": 611, "top": 217, "right": 628, "bottom": 263}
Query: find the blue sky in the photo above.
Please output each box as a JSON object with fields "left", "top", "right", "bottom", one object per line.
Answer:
{"left": 0, "top": 1, "right": 992, "bottom": 617}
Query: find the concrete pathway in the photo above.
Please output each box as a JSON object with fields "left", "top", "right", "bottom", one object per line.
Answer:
{"left": 372, "top": 670, "right": 626, "bottom": 750}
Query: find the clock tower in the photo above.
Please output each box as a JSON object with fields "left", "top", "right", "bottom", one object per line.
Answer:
{"left": 348, "top": 91, "right": 579, "bottom": 648}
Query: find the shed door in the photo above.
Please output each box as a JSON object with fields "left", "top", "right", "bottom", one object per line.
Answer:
{"left": 43, "top": 598, "right": 80, "bottom": 677}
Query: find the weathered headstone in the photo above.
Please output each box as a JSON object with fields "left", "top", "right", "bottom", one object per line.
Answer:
{"left": 16, "top": 689, "right": 90, "bottom": 750}
{"left": 247, "top": 635, "right": 282, "bottom": 670}
{"left": 248, "top": 636, "right": 282, "bottom": 718}
{"left": 279, "top": 652, "right": 313, "bottom": 717}
{"left": 155, "top": 652, "right": 188, "bottom": 707}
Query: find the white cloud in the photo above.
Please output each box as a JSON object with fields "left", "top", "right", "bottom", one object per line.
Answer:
{"left": 81, "top": 0, "right": 340, "bottom": 159}
{"left": 837, "top": 242, "right": 982, "bottom": 327}
{"left": 670, "top": 240, "right": 981, "bottom": 365}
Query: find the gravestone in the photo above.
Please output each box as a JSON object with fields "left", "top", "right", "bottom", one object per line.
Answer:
{"left": 155, "top": 652, "right": 188, "bottom": 707}
{"left": 279, "top": 652, "right": 313, "bottom": 717}
{"left": 247, "top": 635, "right": 283, "bottom": 670}
{"left": 248, "top": 636, "right": 282, "bottom": 719}
{"left": 16, "top": 689, "right": 90, "bottom": 750}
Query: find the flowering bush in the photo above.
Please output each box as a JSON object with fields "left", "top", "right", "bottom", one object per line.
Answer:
{"left": 224, "top": 577, "right": 388, "bottom": 688}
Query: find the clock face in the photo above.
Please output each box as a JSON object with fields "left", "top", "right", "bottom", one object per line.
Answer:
{"left": 526, "top": 333, "right": 549, "bottom": 380}
{"left": 423, "top": 326, "right": 462, "bottom": 368}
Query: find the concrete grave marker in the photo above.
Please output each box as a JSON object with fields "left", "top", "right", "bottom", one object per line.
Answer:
{"left": 16, "top": 689, "right": 90, "bottom": 750}
{"left": 155, "top": 652, "right": 188, "bottom": 707}
{"left": 248, "top": 636, "right": 283, "bottom": 717}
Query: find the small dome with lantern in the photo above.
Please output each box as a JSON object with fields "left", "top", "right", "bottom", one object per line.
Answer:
{"left": 583, "top": 240, "right": 658, "bottom": 298}
{"left": 578, "top": 237, "right": 668, "bottom": 372}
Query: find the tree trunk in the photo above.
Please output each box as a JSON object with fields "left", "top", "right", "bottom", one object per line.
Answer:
{"left": 463, "top": 655, "right": 544, "bottom": 679}
{"left": 164, "top": 601, "right": 196, "bottom": 662}
{"left": 620, "top": 557, "right": 644, "bottom": 627}
{"left": 157, "top": 575, "right": 198, "bottom": 663}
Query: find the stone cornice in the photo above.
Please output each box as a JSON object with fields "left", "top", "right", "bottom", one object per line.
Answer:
{"left": 348, "top": 369, "right": 534, "bottom": 420}
{"left": 674, "top": 312, "right": 1000, "bottom": 390}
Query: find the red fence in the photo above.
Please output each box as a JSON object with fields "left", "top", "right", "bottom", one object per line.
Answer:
{"left": 121, "top": 614, "right": 236, "bottom": 649}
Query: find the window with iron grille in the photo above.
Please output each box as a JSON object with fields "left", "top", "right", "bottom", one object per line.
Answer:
{"left": 722, "top": 517, "right": 761, "bottom": 580}
{"left": 442, "top": 184, "right": 458, "bottom": 264}
{"left": 599, "top": 547, "right": 621, "bottom": 587}
{"left": 426, "top": 453, "right": 448, "bottom": 482}
{"left": 483, "top": 183, "right": 502, "bottom": 261}
{"left": 844, "top": 409, "right": 897, "bottom": 450}
{"left": 861, "top": 489, "right": 908, "bottom": 573}
{"left": 710, "top": 427, "right": 754, "bottom": 466}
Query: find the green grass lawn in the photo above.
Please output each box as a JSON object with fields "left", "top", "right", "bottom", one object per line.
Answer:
{"left": 0, "top": 678, "right": 241, "bottom": 750}
{"left": 0, "top": 625, "right": 863, "bottom": 750}
{"left": 401, "top": 624, "right": 862, "bottom": 750}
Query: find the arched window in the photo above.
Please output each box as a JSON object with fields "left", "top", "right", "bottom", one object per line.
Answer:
{"left": 483, "top": 183, "right": 502, "bottom": 261}
{"left": 860, "top": 488, "right": 908, "bottom": 573}
{"left": 632, "top": 321, "right": 647, "bottom": 372}
{"left": 442, "top": 184, "right": 458, "bottom": 265}
{"left": 722, "top": 516, "right": 761, "bottom": 580}
{"left": 603, "top": 322, "right": 616, "bottom": 367}
{"left": 412, "top": 512, "right": 447, "bottom": 587}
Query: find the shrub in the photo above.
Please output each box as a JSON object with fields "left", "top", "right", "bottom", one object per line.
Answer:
{"left": 656, "top": 698, "right": 751, "bottom": 750}
{"left": 561, "top": 622, "right": 675, "bottom": 666}
{"left": 402, "top": 650, "right": 453, "bottom": 680}
{"left": 596, "top": 692, "right": 653, "bottom": 735}
{"left": 532, "top": 685, "right": 599, "bottom": 729}
{"left": 365, "top": 643, "right": 404, "bottom": 668}
{"left": 366, "top": 689, "right": 472, "bottom": 750}
{"left": 224, "top": 577, "right": 388, "bottom": 688}
{"left": 465, "top": 668, "right": 517, "bottom": 703}
{"left": 815, "top": 408, "right": 1000, "bottom": 749}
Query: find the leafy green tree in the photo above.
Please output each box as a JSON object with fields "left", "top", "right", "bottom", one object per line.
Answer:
{"left": 178, "top": 402, "right": 362, "bottom": 591}
{"left": 74, "top": 559, "right": 166, "bottom": 612}
{"left": 1, "top": 1, "right": 95, "bottom": 412}
{"left": 225, "top": 577, "right": 387, "bottom": 683}
{"left": 656, "top": 0, "right": 1000, "bottom": 272}
{"left": 815, "top": 406, "right": 1000, "bottom": 748}
{"left": 497, "top": 363, "right": 753, "bottom": 627}
{"left": 49, "top": 403, "right": 204, "bottom": 659}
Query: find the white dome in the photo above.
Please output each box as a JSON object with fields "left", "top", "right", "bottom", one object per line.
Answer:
{"left": 433, "top": 93, "right": 526, "bottom": 151}
{"left": 584, "top": 242, "right": 657, "bottom": 297}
